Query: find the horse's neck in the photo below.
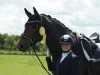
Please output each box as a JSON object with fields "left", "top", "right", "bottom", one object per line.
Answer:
{"left": 46, "top": 35, "right": 62, "bottom": 61}
{"left": 42, "top": 15, "right": 72, "bottom": 61}
{"left": 44, "top": 25, "right": 62, "bottom": 61}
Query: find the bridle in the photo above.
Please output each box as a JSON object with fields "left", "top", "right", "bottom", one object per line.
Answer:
{"left": 20, "top": 15, "right": 51, "bottom": 75}
{"left": 21, "top": 34, "right": 32, "bottom": 42}
{"left": 21, "top": 15, "right": 43, "bottom": 43}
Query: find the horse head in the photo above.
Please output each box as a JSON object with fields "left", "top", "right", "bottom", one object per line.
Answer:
{"left": 18, "top": 7, "right": 43, "bottom": 52}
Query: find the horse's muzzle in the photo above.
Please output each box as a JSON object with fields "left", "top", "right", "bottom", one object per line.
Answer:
{"left": 17, "top": 43, "right": 29, "bottom": 52}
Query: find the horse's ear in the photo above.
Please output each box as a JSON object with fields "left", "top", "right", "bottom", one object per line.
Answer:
{"left": 33, "top": 7, "right": 40, "bottom": 17}
{"left": 24, "top": 8, "right": 32, "bottom": 17}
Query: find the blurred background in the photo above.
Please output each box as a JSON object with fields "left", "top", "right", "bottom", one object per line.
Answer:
{"left": 0, "top": 0, "right": 100, "bottom": 75}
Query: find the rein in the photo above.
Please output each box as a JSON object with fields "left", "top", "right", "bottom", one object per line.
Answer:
{"left": 29, "top": 47, "right": 51, "bottom": 75}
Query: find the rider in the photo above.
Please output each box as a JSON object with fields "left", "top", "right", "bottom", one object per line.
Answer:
{"left": 55, "top": 34, "right": 80, "bottom": 75}
{"left": 46, "top": 34, "right": 80, "bottom": 75}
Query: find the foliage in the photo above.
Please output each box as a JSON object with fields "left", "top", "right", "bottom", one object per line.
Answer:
{"left": 0, "top": 33, "right": 47, "bottom": 55}
{"left": 36, "top": 42, "right": 48, "bottom": 55}
{"left": 0, "top": 33, "right": 20, "bottom": 51}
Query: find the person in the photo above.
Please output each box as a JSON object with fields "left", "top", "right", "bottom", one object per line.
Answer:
{"left": 46, "top": 34, "right": 80, "bottom": 75}
{"left": 55, "top": 34, "right": 80, "bottom": 75}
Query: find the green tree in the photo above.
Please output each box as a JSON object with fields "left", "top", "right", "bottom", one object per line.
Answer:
{"left": 36, "top": 42, "right": 47, "bottom": 55}
{"left": 0, "top": 33, "right": 6, "bottom": 49}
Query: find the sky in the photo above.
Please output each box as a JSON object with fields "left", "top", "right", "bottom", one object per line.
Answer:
{"left": 0, "top": 0, "right": 100, "bottom": 37}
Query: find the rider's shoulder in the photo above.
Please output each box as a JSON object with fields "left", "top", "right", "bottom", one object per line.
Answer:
{"left": 71, "top": 51, "right": 78, "bottom": 58}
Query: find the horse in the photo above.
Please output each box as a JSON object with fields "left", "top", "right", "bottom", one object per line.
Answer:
{"left": 18, "top": 7, "right": 100, "bottom": 75}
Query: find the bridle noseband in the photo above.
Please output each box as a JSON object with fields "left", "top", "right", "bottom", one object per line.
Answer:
{"left": 21, "top": 34, "right": 32, "bottom": 42}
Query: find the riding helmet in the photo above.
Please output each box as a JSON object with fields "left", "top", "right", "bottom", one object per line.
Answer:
{"left": 60, "top": 34, "right": 73, "bottom": 43}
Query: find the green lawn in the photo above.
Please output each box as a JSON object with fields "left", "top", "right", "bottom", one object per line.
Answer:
{"left": 0, "top": 55, "right": 51, "bottom": 75}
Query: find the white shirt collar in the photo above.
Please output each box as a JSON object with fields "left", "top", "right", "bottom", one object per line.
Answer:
{"left": 62, "top": 50, "right": 71, "bottom": 56}
{"left": 60, "top": 50, "right": 71, "bottom": 63}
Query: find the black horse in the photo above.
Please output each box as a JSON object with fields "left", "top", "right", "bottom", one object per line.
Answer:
{"left": 18, "top": 7, "right": 100, "bottom": 75}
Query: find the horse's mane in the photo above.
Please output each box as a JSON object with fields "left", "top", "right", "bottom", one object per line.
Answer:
{"left": 41, "top": 14, "right": 72, "bottom": 34}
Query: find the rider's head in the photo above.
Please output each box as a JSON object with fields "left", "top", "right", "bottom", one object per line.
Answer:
{"left": 60, "top": 34, "right": 73, "bottom": 52}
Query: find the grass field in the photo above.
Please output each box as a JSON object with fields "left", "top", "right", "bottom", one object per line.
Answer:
{"left": 0, "top": 55, "right": 51, "bottom": 75}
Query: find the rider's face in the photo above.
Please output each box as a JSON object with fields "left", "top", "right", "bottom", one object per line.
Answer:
{"left": 61, "top": 42, "right": 71, "bottom": 52}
